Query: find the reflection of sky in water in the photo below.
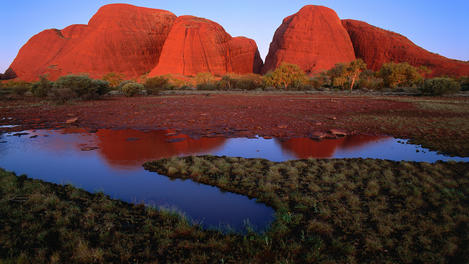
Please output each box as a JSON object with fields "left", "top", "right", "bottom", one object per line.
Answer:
{"left": 0, "top": 129, "right": 467, "bottom": 231}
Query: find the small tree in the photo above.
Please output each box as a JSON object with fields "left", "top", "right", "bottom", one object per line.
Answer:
{"left": 263, "top": 63, "right": 307, "bottom": 90}
{"left": 345, "top": 59, "right": 367, "bottom": 91}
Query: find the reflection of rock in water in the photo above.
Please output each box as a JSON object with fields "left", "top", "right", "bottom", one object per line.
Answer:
{"left": 95, "top": 129, "right": 226, "bottom": 169}
{"left": 278, "top": 135, "right": 388, "bottom": 159}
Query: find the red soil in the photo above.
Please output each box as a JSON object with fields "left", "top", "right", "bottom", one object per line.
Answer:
{"left": 0, "top": 94, "right": 414, "bottom": 139}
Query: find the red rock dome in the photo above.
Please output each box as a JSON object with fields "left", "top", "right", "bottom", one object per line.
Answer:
{"left": 342, "top": 19, "right": 469, "bottom": 77}
{"left": 263, "top": 5, "right": 356, "bottom": 74}
{"left": 149, "top": 16, "right": 263, "bottom": 76}
{"left": 9, "top": 4, "right": 177, "bottom": 81}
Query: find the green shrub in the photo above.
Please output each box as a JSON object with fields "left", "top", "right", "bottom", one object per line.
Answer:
{"left": 263, "top": 63, "right": 307, "bottom": 90}
{"left": 121, "top": 82, "right": 143, "bottom": 97}
{"left": 53, "top": 75, "right": 110, "bottom": 101}
{"left": 378, "top": 62, "right": 423, "bottom": 88}
{"left": 217, "top": 74, "right": 264, "bottom": 90}
{"left": 236, "top": 74, "right": 264, "bottom": 90}
{"left": 419, "top": 77, "right": 460, "bottom": 96}
{"left": 144, "top": 76, "right": 168, "bottom": 95}
{"left": 2, "top": 80, "right": 31, "bottom": 96}
{"left": 459, "top": 76, "right": 469, "bottom": 91}
{"left": 30, "top": 76, "right": 52, "bottom": 97}
{"left": 195, "top": 72, "right": 216, "bottom": 90}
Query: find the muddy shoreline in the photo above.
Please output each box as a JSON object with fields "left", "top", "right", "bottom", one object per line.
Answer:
{"left": 1, "top": 93, "right": 468, "bottom": 156}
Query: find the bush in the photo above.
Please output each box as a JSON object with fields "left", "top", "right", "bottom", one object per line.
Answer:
{"left": 378, "top": 62, "right": 423, "bottom": 88}
{"left": 195, "top": 72, "right": 217, "bottom": 90}
{"left": 30, "top": 76, "right": 52, "bottom": 97}
{"left": 102, "top": 72, "right": 125, "bottom": 88}
{"left": 459, "top": 76, "right": 469, "bottom": 91}
{"left": 121, "top": 82, "right": 143, "bottom": 97}
{"left": 217, "top": 74, "right": 264, "bottom": 90}
{"left": 0, "top": 81, "right": 31, "bottom": 98}
{"left": 419, "top": 78, "right": 460, "bottom": 96}
{"left": 144, "top": 76, "right": 168, "bottom": 95}
{"left": 53, "top": 75, "right": 110, "bottom": 101}
{"left": 263, "top": 63, "right": 307, "bottom": 90}
{"left": 235, "top": 74, "right": 264, "bottom": 90}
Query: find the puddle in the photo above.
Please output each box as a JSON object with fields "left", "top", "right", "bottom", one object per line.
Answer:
{"left": 0, "top": 128, "right": 467, "bottom": 231}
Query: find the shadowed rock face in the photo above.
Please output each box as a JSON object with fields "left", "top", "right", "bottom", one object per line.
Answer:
{"left": 149, "top": 16, "right": 263, "bottom": 76}
{"left": 263, "top": 5, "right": 356, "bottom": 74}
{"left": 9, "top": 4, "right": 177, "bottom": 81}
{"left": 342, "top": 19, "right": 469, "bottom": 77}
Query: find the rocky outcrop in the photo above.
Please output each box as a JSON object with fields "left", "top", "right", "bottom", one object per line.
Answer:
{"left": 9, "top": 4, "right": 177, "bottom": 81}
{"left": 149, "top": 16, "right": 262, "bottom": 76}
{"left": 263, "top": 5, "right": 356, "bottom": 74}
{"left": 342, "top": 19, "right": 469, "bottom": 77}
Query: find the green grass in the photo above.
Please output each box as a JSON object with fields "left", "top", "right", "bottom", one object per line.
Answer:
{"left": 144, "top": 156, "right": 468, "bottom": 263}
{"left": 2, "top": 156, "right": 468, "bottom": 263}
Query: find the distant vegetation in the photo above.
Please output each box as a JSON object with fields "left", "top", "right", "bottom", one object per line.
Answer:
{"left": 1, "top": 61, "right": 468, "bottom": 101}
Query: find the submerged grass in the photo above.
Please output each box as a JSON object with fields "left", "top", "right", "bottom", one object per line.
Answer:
{"left": 2, "top": 155, "right": 468, "bottom": 263}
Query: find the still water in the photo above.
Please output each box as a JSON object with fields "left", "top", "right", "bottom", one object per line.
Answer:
{"left": 0, "top": 128, "right": 467, "bottom": 231}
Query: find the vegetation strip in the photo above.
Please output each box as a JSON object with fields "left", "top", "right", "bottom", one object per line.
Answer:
{"left": 144, "top": 156, "right": 469, "bottom": 263}
{"left": 1, "top": 156, "right": 468, "bottom": 262}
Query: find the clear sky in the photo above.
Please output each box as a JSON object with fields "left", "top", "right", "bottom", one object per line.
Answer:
{"left": 1, "top": 0, "right": 468, "bottom": 73}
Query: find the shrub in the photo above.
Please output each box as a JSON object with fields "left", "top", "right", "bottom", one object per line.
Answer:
{"left": 308, "top": 73, "right": 329, "bottom": 90}
{"left": 419, "top": 78, "right": 460, "bottom": 96}
{"left": 144, "top": 76, "right": 168, "bottom": 95}
{"left": 218, "top": 74, "right": 264, "bottom": 90}
{"left": 121, "top": 82, "right": 143, "bottom": 97}
{"left": 378, "top": 62, "right": 423, "bottom": 88}
{"left": 102, "top": 72, "right": 125, "bottom": 88}
{"left": 236, "top": 74, "right": 264, "bottom": 90}
{"left": 459, "top": 76, "right": 469, "bottom": 91}
{"left": 195, "top": 72, "right": 217, "bottom": 90}
{"left": 263, "top": 63, "right": 307, "bottom": 90}
{"left": 53, "top": 75, "right": 110, "bottom": 101}
{"left": 358, "top": 70, "right": 384, "bottom": 90}
{"left": 30, "top": 76, "right": 52, "bottom": 97}
{"left": 1, "top": 80, "right": 31, "bottom": 97}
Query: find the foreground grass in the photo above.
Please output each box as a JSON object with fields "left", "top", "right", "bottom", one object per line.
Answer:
{"left": 144, "top": 156, "right": 469, "bottom": 263}
{"left": 2, "top": 156, "right": 468, "bottom": 263}
{"left": 0, "top": 169, "right": 254, "bottom": 263}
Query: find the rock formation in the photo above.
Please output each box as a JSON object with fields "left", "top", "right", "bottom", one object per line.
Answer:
{"left": 149, "top": 16, "right": 262, "bottom": 76}
{"left": 342, "top": 19, "right": 469, "bottom": 77}
{"left": 263, "top": 5, "right": 356, "bottom": 74}
{"left": 8, "top": 4, "right": 177, "bottom": 81}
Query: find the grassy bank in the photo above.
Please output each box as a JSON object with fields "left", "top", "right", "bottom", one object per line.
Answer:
{"left": 2, "top": 156, "right": 468, "bottom": 263}
{"left": 0, "top": 169, "right": 253, "bottom": 263}
{"left": 144, "top": 156, "right": 469, "bottom": 263}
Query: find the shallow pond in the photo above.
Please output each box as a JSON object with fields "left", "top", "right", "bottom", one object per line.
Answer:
{"left": 0, "top": 128, "right": 467, "bottom": 231}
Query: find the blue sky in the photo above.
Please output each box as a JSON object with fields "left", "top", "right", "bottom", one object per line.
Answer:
{"left": 1, "top": 0, "right": 468, "bottom": 72}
